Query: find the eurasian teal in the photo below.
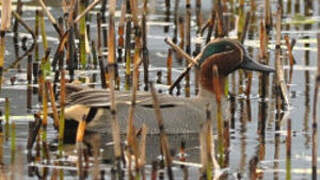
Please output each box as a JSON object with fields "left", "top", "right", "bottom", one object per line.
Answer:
{"left": 63, "top": 38, "right": 274, "bottom": 134}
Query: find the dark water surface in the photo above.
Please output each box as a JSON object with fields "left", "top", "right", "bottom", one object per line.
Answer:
{"left": 0, "top": 0, "right": 320, "bottom": 179}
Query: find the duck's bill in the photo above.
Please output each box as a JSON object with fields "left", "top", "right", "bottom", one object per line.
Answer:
{"left": 240, "top": 55, "right": 275, "bottom": 73}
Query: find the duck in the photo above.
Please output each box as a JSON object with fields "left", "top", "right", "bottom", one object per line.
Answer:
{"left": 62, "top": 38, "right": 274, "bottom": 135}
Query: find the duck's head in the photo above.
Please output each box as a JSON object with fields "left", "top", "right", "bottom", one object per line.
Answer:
{"left": 198, "top": 38, "right": 274, "bottom": 94}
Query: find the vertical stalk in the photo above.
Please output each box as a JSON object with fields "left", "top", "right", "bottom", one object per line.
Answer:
{"left": 185, "top": 0, "right": 191, "bottom": 97}
{"left": 79, "top": 0, "right": 87, "bottom": 68}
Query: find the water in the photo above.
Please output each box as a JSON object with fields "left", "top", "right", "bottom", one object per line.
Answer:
{"left": 0, "top": 0, "right": 320, "bottom": 179}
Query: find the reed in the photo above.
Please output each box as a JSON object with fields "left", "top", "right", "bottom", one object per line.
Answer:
{"left": 34, "top": 10, "right": 40, "bottom": 84}
{"left": 27, "top": 54, "right": 32, "bottom": 110}
{"left": 311, "top": 34, "right": 320, "bottom": 180}
{"left": 172, "top": 0, "right": 180, "bottom": 44}
{"left": 13, "top": 0, "right": 22, "bottom": 63}
{"left": 195, "top": 0, "right": 202, "bottom": 33}
{"left": 205, "top": 9, "right": 216, "bottom": 44}
{"left": 286, "top": 119, "right": 291, "bottom": 180}
{"left": 5, "top": 12, "right": 35, "bottom": 71}
{"left": 0, "top": 0, "right": 12, "bottom": 90}
{"left": 167, "top": 49, "right": 173, "bottom": 85}
{"left": 5, "top": 98, "right": 10, "bottom": 140}
{"left": 185, "top": 0, "right": 191, "bottom": 97}
{"left": 215, "top": 0, "right": 224, "bottom": 37}
{"left": 164, "top": 0, "right": 170, "bottom": 32}
{"left": 177, "top": 16, "right": 185, "bottom": 61}
{"left": 117, "top": 0, "right": 126, "bottom": 63}
{"left": 142, "top": 0, "right": 150, "bottom": 91}
{"left": 46, "top": 81, "right": 59, "bottom": 128}
{"left": 264, "top": 0, "right": 272, "bottom": 33}
{"left": 79, "top": 0, "right": 87, "bottom": 69}
{"left": 275, "top": 7, "right": 289, "bottom": 108}
{"left": 74, "top": 0, "right": 101, "bottom": 23}
{"left": 38, "top": 0, "right": 61, "bottom": 35}
{"left": 150, "top": 82, "right": 174, "bottom": 180}
{"left": 284, "top": 35, "right": 295, "bottom": 88}
{"left": 76, "top": 115, "right": 87, "bottom": 179}
{"left": 108, "top": 1, "right": 123, "bottom": 178}
{"left": 97, "top": 13, "right": 107, "bottom": 88}
{"left": 125, "top": 16, "right": 132, "bottom": 90}
{"left": 39, "top": 11, "right": 48, "bottom": 51}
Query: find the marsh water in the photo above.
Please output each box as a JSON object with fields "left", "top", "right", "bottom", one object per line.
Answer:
{"left": 0, "top": 0, "right": 320, "bottom": 179}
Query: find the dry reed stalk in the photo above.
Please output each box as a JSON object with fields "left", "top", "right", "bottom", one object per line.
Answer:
{"left": 39, "top": 11, "right": 48, "bottom": 51}
{"left": 311, "top": 34, "right": 320, "bottom": 180}
{"left": 97, "top": 13, "right": 107, "bottom": 88}
{"left": 117, "top": 0, "right": 126, "bottom": 63}
{"left": 4, "top": 12, "right": 36, "bottom": 71}
{"left": 27, "top": 54, "right": 32, "bottom": 110}
{"left": 164, "top": 0, "right": 170, "bottom": 32}
{"left": 38, "top": 0, "right": 61, "bottom": 35}
{"left": 185, "top": 0, "right": 191, "bottom": 97}
{"left": 172, "top": 0, "right": 180, "bottom": 43}
{"left": 206, "top": 9, "right": 216, "bottom": 44}
{"left": 125, "top": 16, "right": 132, "bottom": 90}
{"left": 58, "top": 70, "right": 66, "bottom": 156}
{"left": 13, "top": 0, "right": 22, "bottom": 64}
{"left": 0, "top": 0, "right": 11, "bottom": 90}
{"left": 129, "top": 0, "right": 139, "bottom": 27}
{"left": 79, "top": 0, "right": 87, "bottom": 68}
{"left": 199, "top": 124, "right": 208, "bottom": 179}
{"left": 215, "top": 0, "right": 224, "bottom": 37}
{"left": 167, "top": 49, "right": 173, "bottom": 85}
{"left": 74, "top": 0, "right": 101, "bottom": 23}
{"left": 286, "top": 118, "right": 291, "bottom": 180}
{"left": 275, "top": 7, "right": 289, "bottom": 108}
{"left": 284, "top": 35, "right": 295, "bottom": 89}
{"left": 195, "top": 0, "right": 202, "bottom": 33}
{"left": 264, "top": 0, "right": 272, "bottom": 33}
{"left": 138, "top": 125, "right": 148, "bottom": 179}
{"left": 46, "top": 81, "right": 59, "bottom": 128}
{"left": 177, "top": 16, "right": 185, "bottom": 61}
{"left": 142, "top": 0, "right": 149, "bottom": 91}
{"left": 108, "top": 1, "right": 123, "bottom": 178}
{"left": 76, "top": 116, "right": 86, "bottom": 179}
{"left": 240, "top": 12, "right": 251, "bottom": 44}
{"left": 150, "top": 82, "right": 174, "bottom": 180}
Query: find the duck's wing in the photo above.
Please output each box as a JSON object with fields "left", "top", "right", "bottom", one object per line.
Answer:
{"left": 66, "top": 88, "right": 183, "bottom": 108}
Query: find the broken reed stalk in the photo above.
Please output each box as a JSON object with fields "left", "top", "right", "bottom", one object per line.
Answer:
{"left": 164, "top": 38, "right": 201, "bottom": 94}
{"left": 275, "top": 7, "right": 289, "bottom": 108}
{"left": 79, "top": 0, "right": 87, "bottom": 68}
{"left": 46, "top": 81, "right": 59, "bottom": 128}
{"left": 149, "top": 82, "right": 174, "bottom": 180}
{"left": 286, "top": 119, "right": 291, "bottom": 180}
{"left": 97, "top": 13, "right": 107, "bottom": 88}
{"left": 284, "top": 35, "right": 295, "bottom": 88}
{"left": 38, "top": 0, "right": 61, "bottom": 35}
{"left": 142, "top": 0, "right": 150, "bottom": 91}
{"left": 73, "top": 0, "right": 101, "bottom": 23}
{"left": 108, "top": 1, "right": 123, "bottom": 178}
{"left": 167, "top": 49, "right": 173, "bottom": 85}
{"left": 4, "top": 11, "right": 36, "bottom": 71}
{"left": 0, "top": 0, "right": 12, "bottom": 90}
{"left": 212, "top": 65, "right": 224, "bottom": 165}
{"left": 311, "top": 34, "right": 320, "bottom": 180}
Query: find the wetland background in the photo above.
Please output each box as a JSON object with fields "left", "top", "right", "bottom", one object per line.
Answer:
{"left": 0, "top": 0, "right": 320, "bottom": 179}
